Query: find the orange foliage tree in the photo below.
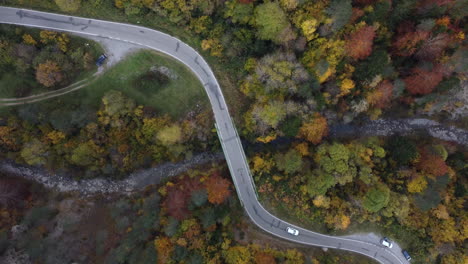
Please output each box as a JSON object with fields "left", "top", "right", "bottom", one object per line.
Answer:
{"left": 345, "top": 25, "right": 376, "bottom": 60}
{"left": 35, "top": 60, "right": 63, "bottom": 87}
{"left": 366, "top": 80, "right": 394, "bottom": 108}
{"left": 404, "top": 65, "right": 443, "bottom": 95}
{"left": 297, "top": 113, "right": 328, "bottom": 145}
{"left": 254, "top": 252, "right": 277, "bottom": 264}
{"left": 205, "top": 172, "right": 231, "bottom": 205}
{"left": 0, "top": 126, "right": 18, "bottom": 151}
{"left": 154, "top": 236, "right": 174, "bottom": 263}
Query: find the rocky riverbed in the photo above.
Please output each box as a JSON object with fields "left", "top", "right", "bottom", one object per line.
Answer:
{"left": 330, "top": 118, "right": 468, "bottom": 147}
{"left": 0, "top": 152, "right": 225, "bottom": 197}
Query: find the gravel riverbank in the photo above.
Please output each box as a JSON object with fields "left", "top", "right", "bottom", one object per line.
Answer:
{"left": 0, "top": 152, "right": 225, "bottom": 196}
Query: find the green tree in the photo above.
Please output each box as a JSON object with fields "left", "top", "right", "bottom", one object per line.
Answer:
{"left": 326, "top": 0, "right": 352, "bottom": 32}
{"left": 224, "top": 0, "right": 255, "bottom": 25}
{"left": 274, "top": 149, "right": 303, "bottom": 175}
{"left": 70, "top": 140, "right": 101, "bottom": 167}
{"left": 20, "top": 138, "right": 48, "bottom": 166}
{"left": 315, "top": 143, "right": 357, "bottom": 185}
{"left": 253, "top": 52, "right": 310, "bottom": 97}
{"left": 306, "top": 171, "right": 336, "bottom": 197}
{"left": 157, "top": 125, "right": 182, "bottom": 146}
{"left": 102, "top": 90, "right": 136, "bottom": 117}
{"left": 223, "top": 246, "right": 252, "bottom": 264}
{"left": 386, "top": 136, "right": 418, "bottom": 166}
{"left": 362, "top": 183, "right": 390, "bottom": 213}
{"left": 252, "top": 101, "right": 288, "bottom": 131}
{"left": 254, "top": 2, "right": 289, "bottom": 43}
{"left": 381, "top": 192, "right": 410, "bottom": 222}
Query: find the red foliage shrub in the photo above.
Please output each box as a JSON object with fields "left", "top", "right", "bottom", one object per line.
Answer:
{"left": 418, "top": 0, "right": 454, "bottom": 14}
{"left": 416, "top": 149, "right": 449, "bottom": 177}
{"left": 415, "top": 33, "right": 451, "bottom": 61}
{"left": 0, "top": 177, "right": 30, "bottom": 208}
{"left": 353, "top": 0, "right": 379, "bottom": 5}
{"left": 345, "top": 26, "right": 376, "bottom": 60}
{"left": 404, "top": 65, "right": 444, "bottom": 95}
{"left": 164, "top": 186, "right": 190, "bottom": 220}
{"left": 392, "top": 30, "right": 430, "bottom": 57}
{"left": 163, "top": 175, "right": 204, "bottom": 220}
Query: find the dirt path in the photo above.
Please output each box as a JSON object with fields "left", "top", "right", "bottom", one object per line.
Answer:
{"left": 0, "top": 33, "right": 142, "bottom": 107}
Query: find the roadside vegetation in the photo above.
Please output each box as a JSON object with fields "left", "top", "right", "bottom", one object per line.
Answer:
{"left": 251, "top": 135, "right": 467, "bottom": 264}
{"left": 0, "top": 165, "right": 375, "bottom": 264}
{"left": 0, "top": 24, "right": 102, "bottom": 98}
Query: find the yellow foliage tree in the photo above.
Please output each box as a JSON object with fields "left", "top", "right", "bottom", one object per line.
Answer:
{"left": 432, "top": 204, "right": 450, "bottom": 220}
{"left": 251, "top": 155, "right": 274, "bottom": 176}
{"left": 56, "top": 33, "right": 70, "bottom": 52}
{"left": 313, "top": 195, "right": 330, "bottom": 208}
{"left": 429, "top": 218, "right": 459, "bottom": 245}
{"left": 325, "top": 212, "right": 351, "bottom": 230}
{"left": 201, "top": 38, "right": 223, "bottom": 57}
{"left": 302, "top": 37, "right": 345, "bottom": 83}
{"left": 47, "top": 130, "right": 66, "bottom": 144}
{"left": 280, "top": 0, "right": 299, "bottom": 11}
{"left": 339, "top": 78, "right": 355, "bottom": 97}
{"left": 407, "top": 175, "right": 428, "bottom": 193}
{"left": 301, "top": 19, "right": 318, "bottom": 41}
{"left": 22, "top": 34, "right": 37, "bottom": 46}
{"left": 39, "top": 30, "right": 57, "bottom": 44}
{"left": 294, "top": 142, "right": 309, "bottom": 156}
{"left": 256, "top": 133, "right": 278, "bottom": 143}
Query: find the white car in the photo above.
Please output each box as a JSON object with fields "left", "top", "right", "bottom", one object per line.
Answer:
{"left": 286, "top": 227, "right": 299, "bottom": 236}
{"left": 380, "top": 237, "right": 393, "bottom": 248}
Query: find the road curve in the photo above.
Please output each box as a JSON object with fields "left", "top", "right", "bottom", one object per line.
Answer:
{"left": 0, "top": 7, "right": 409, "bottom": 264}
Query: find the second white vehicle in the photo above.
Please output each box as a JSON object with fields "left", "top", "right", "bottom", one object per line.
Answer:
{"left": 286, "top": 227, "right": 299, "bottom": 236}
{"left": 381, "top": 237, "right": 393, "bottom": 248}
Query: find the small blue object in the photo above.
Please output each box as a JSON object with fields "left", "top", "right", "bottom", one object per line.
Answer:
{"left": 402, "top": 250, "right": 411, "bottom": 261}
{"left": 96, "top": 54, "right": 107, "bottom": 66}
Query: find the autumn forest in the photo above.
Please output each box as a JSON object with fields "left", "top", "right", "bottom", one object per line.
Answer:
{"left": 0, "top": 0, "right": 467, "bottom": 263}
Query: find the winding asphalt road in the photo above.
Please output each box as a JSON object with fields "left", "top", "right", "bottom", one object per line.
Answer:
{"left": 0, "top": 7, "right": 409, "bottom": 264}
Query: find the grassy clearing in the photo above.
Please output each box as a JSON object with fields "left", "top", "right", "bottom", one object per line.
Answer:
{"left": 83, "top": 50, "right": 208, "bottom": 118}
{"left": 3, "top": 50, "right": 207, "bottom": 120}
